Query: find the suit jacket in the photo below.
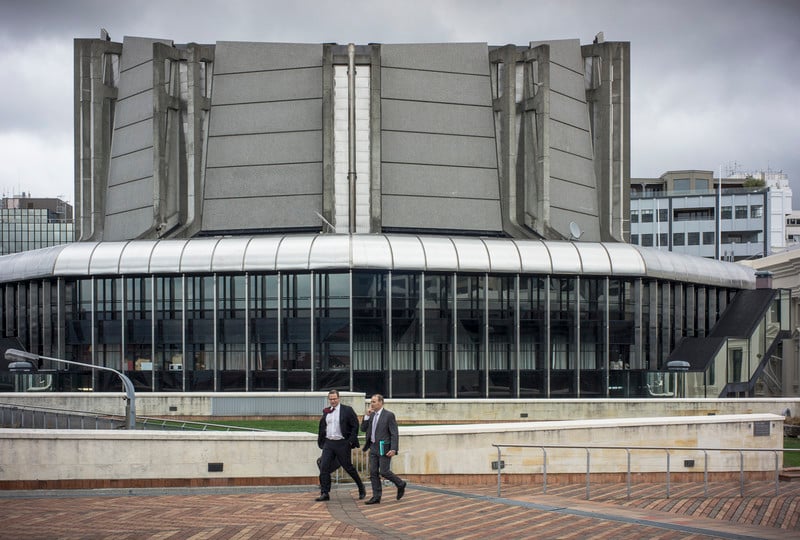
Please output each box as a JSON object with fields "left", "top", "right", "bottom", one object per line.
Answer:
{"left": 318, "top": 404, "right": 361, "bottom": 449}
{"left": 360, "top": 407, "right": 399, "bottom": 454}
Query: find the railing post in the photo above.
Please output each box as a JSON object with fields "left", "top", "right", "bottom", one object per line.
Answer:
{"left": 496, "top": 446, "right": 502, "bottom": 497}
{"left": 585, "top": 448, "right": 591, "bottom": 500}
{"left": 542, "top": 448, "right": 548, "bottom": 494}
{"left": 626, "top": 449, "right": 631, "bottom": 499}
{"left": 666, "top": 450, "right": 671, "bottom": 499}
{"left": 703, "top": 450, "right": 708, "bottom": 497}
{"left": 774, "top": 451, "right": 780, "bottom": 497}
{"left": 739, "top": 450, "right": 744, "bottom": 497}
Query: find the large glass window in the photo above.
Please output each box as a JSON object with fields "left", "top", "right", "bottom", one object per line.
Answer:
{"left": 250, "top": 274, "right": 279, "bottom": 390}
{"left": 282, "top": 274, "right": 312, "bottom": 391}
{"left": 487, "top": 275, "right": 515, "bottom": 397}
{"left": 96, "top": 278, "right": 122, "bottom": 376}
{"left": 550, "top": 276, "right": 576, "bottom": 397}
{"left": 186, "top": 276, "right": 215, "bottom": 390}
{"left": 316, "top": 273, "right": 351, "bottom": 392}
{"left": 125, "top": 277, "right": 154, "bottom": 391}
{"left": 391, "top": 273, "right": 421, "bottom": 397}
{"left": 519, "top": 276, "right": 546, "bottom": 397}
{"left": 63, "top": 279, "right": 93, "bottom": 391}
{"left": 424, "top": 274, "right": 453, "bottom": 397}
{"left": 352, "top": 272, "right": 387, "bottom": 395}
{"left": 673, "top": 178, "right": 691, "bottom": 191}
{"left": 455, "top": 275, "right": 483, "bottom": 397}
{"left": 218, "top": 275, "right": 246, "bottom": 391}
{"left": 608, "top": 279, "right": 635, "bottom": 396}
{"left": 155, "top": 276, "right": 184, "bottom": 391}
{"left": 578, "top": 278, "right": 605, "bottom": 397}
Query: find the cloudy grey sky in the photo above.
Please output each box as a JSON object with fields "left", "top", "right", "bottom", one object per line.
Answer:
{"left": 1, "top": 0, "right": 798, "bottom": 205}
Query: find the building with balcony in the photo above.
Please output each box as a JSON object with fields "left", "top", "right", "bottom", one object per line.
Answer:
{"left": 630, "top": 169, "right": 794, "bottom": 261}
{"left": 630, "top": 171, "right": 769, "bottom": 261}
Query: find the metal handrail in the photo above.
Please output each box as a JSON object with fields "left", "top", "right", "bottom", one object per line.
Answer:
{"left": 0, "top": 404, "right": 274, "bottom": 432}
{"left": 135, "top": 416, "right": 268, "bottom": 431}
{"left": 492, "top": 443, "right": 800, "bottom": 499}
{"left": 0, "top": 403, "right": 124, "bottom": 429}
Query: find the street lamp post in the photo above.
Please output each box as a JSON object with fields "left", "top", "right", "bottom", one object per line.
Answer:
{"left": 5, "top": 349, "right": 136, "bottom": 429}
{"left": 667, "top": 360, "right": 690, "bottom": 399}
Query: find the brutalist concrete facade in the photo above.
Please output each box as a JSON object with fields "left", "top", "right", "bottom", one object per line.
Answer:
{"left": 74, "top": 38, "right": 629, "bottom": 243}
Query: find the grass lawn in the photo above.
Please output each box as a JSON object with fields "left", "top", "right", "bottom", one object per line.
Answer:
{"left": 205, "top": 419, "right": 319, "bottom": 433}
{"left": 785, "top": 437, "right": 800, "bottom": 467}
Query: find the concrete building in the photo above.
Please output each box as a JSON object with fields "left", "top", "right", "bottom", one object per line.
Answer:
{"left": 742, "top": 253, "right": 800, "bottom": 397}
{"left": 0, "top": 194, "right": 74, "bottom": 255}
{"left": 630, "top": 171, "right": 769, "bottom": 261}
{"left": 631, "top": 169, "right": 794, "bottom": 261}
{"left": 0, "top": 36, "right": 791, "bottom": 399}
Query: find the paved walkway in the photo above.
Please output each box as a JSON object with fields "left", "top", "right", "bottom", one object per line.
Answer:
{"left": 0, "top": 480, "right": 798, "bottom": 539}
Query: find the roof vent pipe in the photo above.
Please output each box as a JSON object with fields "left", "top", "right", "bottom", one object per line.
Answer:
{"left": 347, "top": 43, "right": 357, "bottom": 234}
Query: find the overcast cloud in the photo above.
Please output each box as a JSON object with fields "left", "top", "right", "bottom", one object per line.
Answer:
{"left": 1, "top": 0, "right": 798, "bottom": 206}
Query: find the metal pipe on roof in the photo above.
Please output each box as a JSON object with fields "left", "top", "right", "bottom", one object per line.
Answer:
{"left": 347, "top": 43, "right": 357, "bottom": 234}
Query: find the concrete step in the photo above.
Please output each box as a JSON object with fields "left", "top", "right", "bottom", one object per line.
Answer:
{"left": 779, "top": 467, "right": 800, "bottom": 482}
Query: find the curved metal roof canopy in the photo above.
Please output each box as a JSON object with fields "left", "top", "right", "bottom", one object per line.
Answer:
{"left": 0, "top": 234, "right": 755, "bottom": 289}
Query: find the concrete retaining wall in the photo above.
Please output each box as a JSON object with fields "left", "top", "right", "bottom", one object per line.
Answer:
{"left": 0, "top": 393, "right": 797, "bottom": 422}
{"left": 0, "top": 414, "right": 784, "bottom": 489}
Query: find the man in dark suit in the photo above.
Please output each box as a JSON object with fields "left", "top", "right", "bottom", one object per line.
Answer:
{"left": 315, "top": 389, "right": 366, "bottom": 501}
{"left": 360, "top": 393, "right": 407, "bottom": 504}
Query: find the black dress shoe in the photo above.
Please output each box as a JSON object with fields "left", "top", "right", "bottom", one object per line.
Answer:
{"left": 364, "top": 498, "right": 381, "bottom": 505}
{"left": 358, "top": 488, "right": 367, "bottom": 500}
{"left": 397, "top": 481, "right": 407, "bottom": 500}
{"left": 315, "top": 493, "right": 330, "bottom": 502}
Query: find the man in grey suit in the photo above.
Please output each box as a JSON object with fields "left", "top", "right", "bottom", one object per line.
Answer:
{"left": 360, "top": 393, "right": 407, "bottom": 504}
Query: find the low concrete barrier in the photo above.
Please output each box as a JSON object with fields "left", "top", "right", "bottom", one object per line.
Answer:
{"left": 0, "top": 413, "right": 784, "bottom": 490}
{"left": 0, "top": 393, "right": 796, "bottom": 423}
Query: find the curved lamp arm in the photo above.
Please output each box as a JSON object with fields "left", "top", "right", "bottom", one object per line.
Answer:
{"left": 5, "top": 349, "right": 136, "bottom": 429}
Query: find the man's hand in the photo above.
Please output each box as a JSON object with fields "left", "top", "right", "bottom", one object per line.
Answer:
{"left": 386, "top": 450, "right": 396, "bottom": 457}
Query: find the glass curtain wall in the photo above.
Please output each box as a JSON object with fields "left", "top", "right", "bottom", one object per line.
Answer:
{"left": 125, "top": 277, "right": 154, "bottom": 390}
{"left": 390, "top": 272, "right": 421, "bottom": 397}
{"left": 64, "top": 279, "right": 92, "bottom": 391}
{"left": 186, "top": 276, "right": 214, "bottom": 390}
{"left": 316, "top": 273, "right": 350, "bottom": 391}
{"left": 218, "top": 275, "right": 247, "bottom": 391}
{"left": 282, "top": 274, "right": 312, "bottom": 390}
{"left": 249, "top": 274, "right": 279, "bottom": 390}
{"left": 519, "top": 276, "right": 546, "bottom": 397}
{"left": 608, "top": 278, "right": 637, "bottom": 396}
{"left": 95, "top": 278, "right": 123, "bottom": 390}
{"left": 155, "top": 276, "right": 184, "bottom": 390}
{"left": 550, "top": 276, "right": 577, "bottom": 396}
{"left": 424, "top": 274, "right": 453, "bottom": 397}
{"left": 0, "top": 269, "right": 747, "bottom": 398}
{"left": 352, "top": 272, "right": 387, "bottom": 395}
{"left": 579, "top": 277, "right": 606, "bottom": 397}
{"left": 487, "top": 275, "right": 515, "bottom": 397}
{"left": 455, "top": 275, "right": 483, "bottom": 397}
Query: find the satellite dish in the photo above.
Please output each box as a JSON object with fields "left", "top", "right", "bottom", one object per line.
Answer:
{"left": 568, "top": 221, "right": 583, "bottom": 241}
